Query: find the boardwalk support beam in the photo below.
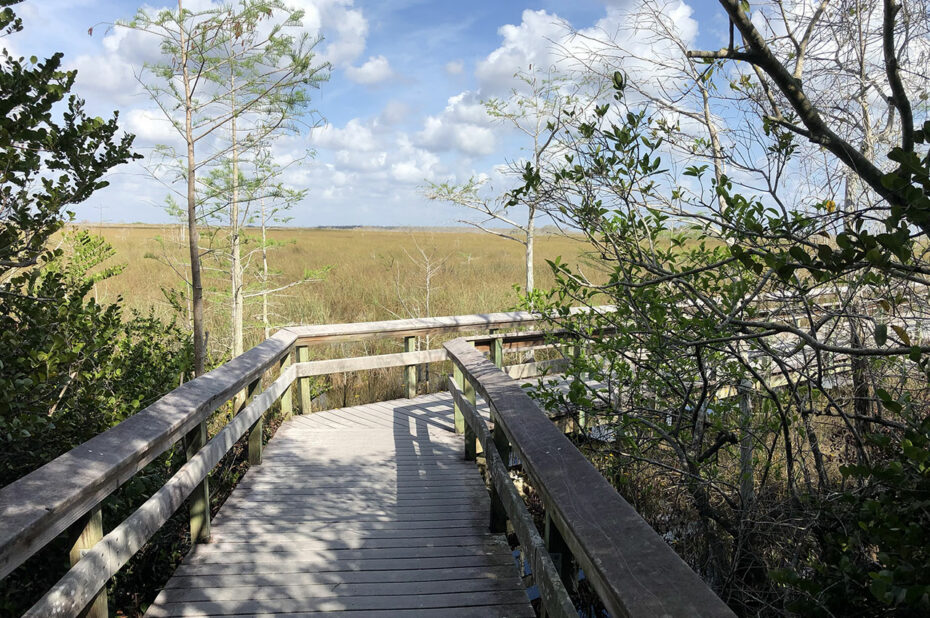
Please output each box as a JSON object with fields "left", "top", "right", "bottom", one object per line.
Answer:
{"left": 68, "top": 505, "right": 107, "bottom": 618}
{"left": 404, "top": 335, "right": 417, "bottom": 398}
{"left": 184, "top": 420, "right": 210, "bottom": 544}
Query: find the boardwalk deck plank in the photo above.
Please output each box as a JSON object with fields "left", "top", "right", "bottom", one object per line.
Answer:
{"left": 147, "top": 590, "right": 532, "bottom": 616}
{"left": 163, "top": 565, "right": 525, "bottom": 589}
{"left": 146, "top": 394, "right": 531, "bottom": 617}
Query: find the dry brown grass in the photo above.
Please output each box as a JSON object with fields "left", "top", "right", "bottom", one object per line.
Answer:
{"left": 74, "top": 223, "right": 598, "bottom": 357}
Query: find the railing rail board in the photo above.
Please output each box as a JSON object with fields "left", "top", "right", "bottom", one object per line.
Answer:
{"left": 294, "top": 349, "right": 448, "bottom": 376}
{"left": 0, "top": 330, "right": 294, "bottom": 580}
{"left": 23, "top": 366, "right": 297, "bottom": 617}
{"left": 0, "top": 312, "right": 559, "bottom": 582}
{"left": 443, "top": 338, "right": 734, "bottom": 618}
{"left": 286, "top": 311, "right": 542, "bottom": 344}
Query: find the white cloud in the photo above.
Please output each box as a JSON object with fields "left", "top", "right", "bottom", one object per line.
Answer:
{"left": 390, "top": 147, "right": 441, "bottom": 184}
{"left": 345, "top": 55, "right": 395, "bottom": 85}
{"left": 334, "top": 149, "right": 388, "bottom": 171}
{"left": 312, "top": 118, "right": 379, "bottom": 151}
{"left": 304, "top": 0, "right": 369, "bottom": 67}
{"left": 444, "top": 59, "right": 464, "bottom": 75}
{"left": 415, "top": 91, "right": 496, "bottom": 157}
{"left": 474, "top": 4, "right": 699, "bottom": 97}
{"left": 124, "top": 108, "right": 181, "bottom": 145}
{"left": 306, "top": 114, "right": 444, "bottom": 185}
{"left": 476, "top": 10, "right": 569, "bottom": 94}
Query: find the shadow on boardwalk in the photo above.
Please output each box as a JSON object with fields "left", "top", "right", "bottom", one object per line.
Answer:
{"left": 145, "top": 393, "right": 533, "bottom": 617}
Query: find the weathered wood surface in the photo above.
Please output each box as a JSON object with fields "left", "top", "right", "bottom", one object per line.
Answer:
{"left": 0, "top": 311, "right": 558, "bottom": 581}
{"left": 25, "top": 367, "right": 297, "bottom": 618}
{"left": 444, "top": 338, "right": 735, "bottom": 618}
{"left": 0, "top": 330, "right": 295, "bottom": 580}
{"left": 146, "top": 394, "right": 530, "bottom": 617}
{"left": 294, "top": 348, "right": 447, "bottom": 377}
{"left": 285, "top": 311, "right": 543, "bottom": 344}
{"left": 448, "top": 378, "right": 575, "bottom": 618}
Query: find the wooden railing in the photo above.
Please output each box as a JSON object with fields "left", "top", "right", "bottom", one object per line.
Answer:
{"left": 0, "top": 311, "right": 545, "bottom": 617}
{"left": 446, "top": 334, "right": 735, "bottom": 618}
{"left": 0, "top": 308, "right": 732, "bottom": 617}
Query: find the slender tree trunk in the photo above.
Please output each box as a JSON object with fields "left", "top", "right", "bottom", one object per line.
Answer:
{"left": 179, "top": 0, "right": 206, "bottom": 376}
{"left": 699, "top": 79, "right": 727, "bottom": 211}
{"left": 844, "top": 171, "right": 871, "bottom": 459}
{"left": 261, "top": 198, "right": 270, "bottom": 340}
{"left": 738, "top": 379, "right": 754, "bottom": 507}
{"left": 525, "top": 205, "right": 535, "bottom": 293}
{"left": 230, "top": 73, "right": 244, "bottom": 360}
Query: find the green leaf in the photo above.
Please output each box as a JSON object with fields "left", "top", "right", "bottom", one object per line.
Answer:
{"left": 874, "top": 324, "right": 887, "bottom": 346}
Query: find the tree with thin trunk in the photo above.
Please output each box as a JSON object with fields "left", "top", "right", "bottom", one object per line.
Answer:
{"left": 424, "top": 66, "right": 580, "bottom": 294}
{"left": 203, "top": 146, "right": 329, "bottom": 346}
{"left": 122, "top": 0, "right": 327, "bottom": 368}
{"left": 511, "top": 0, "right": 930, "bottom": 611}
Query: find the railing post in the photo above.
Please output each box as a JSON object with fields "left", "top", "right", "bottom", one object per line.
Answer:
{"left": 453, "top": 365, "right": 478, "bottom": 460}
{"left": 246, "top": 377, "right": 264, "bottom": 466}
{"left": 404, "top": 335, "right": 417, "bottom": 398}
{"left": 571, "top": 341, "right": 586, "bottom": 430}
{"left": 464, "top": 376, "right": 477, "bottom": 461}
{"left": 279, "top": 350, "right": 293, "bottom": 421}
{"left": 297, "top": 344, "right": 311, "bottom": 414}
{"left": 545, "top": 511, "right": 577, "bottom": 592}
{"left": 490, "top": 336, "right": 503, "bottom": 369}
{"left": 69, "top": 505, "right": 107, "bottom": 618}
{"left": 489, "top": 410, "right": 510, "bottom": 533}
{"left": 487, "top": 331, "right": 508, "bottom": 530}
{"left": 185, "top": 420, "right": 211, "bottom": 543}
{"left": 453, "top": 364, "right": 465, "bottom": 435}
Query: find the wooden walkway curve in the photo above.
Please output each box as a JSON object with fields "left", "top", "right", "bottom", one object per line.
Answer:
{"left": 146, "top": 393, "right": 534, "bottom": 617}
{"left": 3, "top": 312, "right": 733, "bottom": 617}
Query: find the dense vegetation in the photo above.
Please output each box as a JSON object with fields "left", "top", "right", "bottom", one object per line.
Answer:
{"left": 0, "top": 1, "right": 194, "bottom": 613}
{"left": 2, "top": 0, "right": 929, "bottom": 616}
{"left": 508, "top": 1, "right": 930, "bottom": 615}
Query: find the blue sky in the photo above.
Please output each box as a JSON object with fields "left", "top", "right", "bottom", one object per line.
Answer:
{"left": 5, "top": 0, "right": 728, "bottom": 226}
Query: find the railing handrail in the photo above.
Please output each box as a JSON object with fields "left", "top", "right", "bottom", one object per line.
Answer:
{"left": 0, "top": 330, "right": 293, "bottom": 581}
{"left": 285, "top": 310, "right": 543, "bottom": 343}
{"left": 24, "top": 365, "right": 298, "bottom": 617}
{"left": 443, "top": 337, "right": 735, "bottom": 617}
{"left": 0, "top": 310, "right": 556, "bottom": 581}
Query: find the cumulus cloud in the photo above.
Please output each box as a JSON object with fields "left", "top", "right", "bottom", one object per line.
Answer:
{"left": 415, "top": 91, "right": 496, "bottom": 157}
{"left": 124, "top": 108, "right": 181, "bottom": 145}
{"left": 475, "top": 3, "right": 698, "bottom": 97}
{"left": 308, "top": 115, "right": 445, "bottom": 186}
{"left": 390, "top": 144, "right": 441, "bottom": 184}
{"left": 312, "top": 118, "right": 379, "bottom": 151}
{"left": 475, "top": 10, "right": 570, "bottom": 94}
{"left": 64, "top": 0, "right": 369, "bottom": 111}
{"left": 345, "top": 55, "right": 395, "bottom": 85}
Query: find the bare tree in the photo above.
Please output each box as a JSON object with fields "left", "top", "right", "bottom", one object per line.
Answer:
{"left": 425, "top": 66, "right": 580, "bottom": 294}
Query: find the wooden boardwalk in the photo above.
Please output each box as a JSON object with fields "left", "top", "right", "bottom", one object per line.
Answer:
{"left": 146, "top": 393, "right": 534, "bottom": 617}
